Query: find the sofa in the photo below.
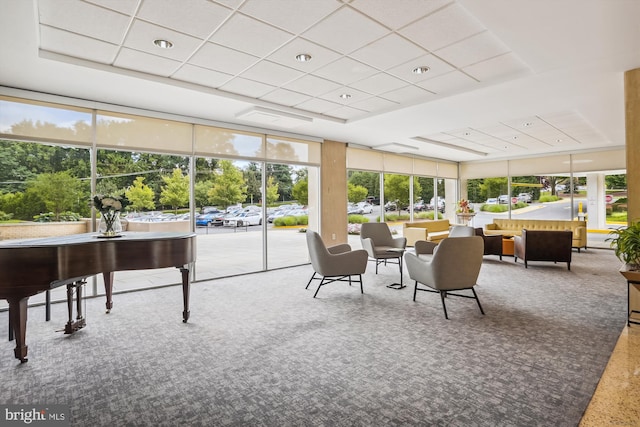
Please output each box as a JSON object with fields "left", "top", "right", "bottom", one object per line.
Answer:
{"left": 484, "top": 219, "right": 587, "bottom": 251}
{"left": 514, "top": 229, "right": 573, "bottom": 270}
{"left": 403, "top": 219, "right": 450, "bottom": 246}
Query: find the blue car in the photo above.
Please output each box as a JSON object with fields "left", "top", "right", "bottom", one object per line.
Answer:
{"left": 196, "top": 212, "right": 221, "bottom": 226}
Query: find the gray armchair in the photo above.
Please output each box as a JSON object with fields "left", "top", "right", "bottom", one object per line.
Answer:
{"left": 360, "top": 222, "right": 407, "bottom": 289}
{"left": 306, "top": 231, "right": 368, "bottom": 298}
{"left": 405, "top": 236, "right": 485, "bottom": 319}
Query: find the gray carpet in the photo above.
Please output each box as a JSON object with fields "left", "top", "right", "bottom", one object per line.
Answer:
{"left": 0, "top": 248, "right": 628, "bottom": 426}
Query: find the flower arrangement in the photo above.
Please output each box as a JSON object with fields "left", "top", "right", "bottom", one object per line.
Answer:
{"left": 456, "top": 199, "right": 474, "bottom": 214}
{"left": 93, "top": 195, "right": 129, "bottom": 236}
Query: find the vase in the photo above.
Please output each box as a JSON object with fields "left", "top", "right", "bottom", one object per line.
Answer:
{"left": 99, "top": 211, "right": 122, "bottom": 237}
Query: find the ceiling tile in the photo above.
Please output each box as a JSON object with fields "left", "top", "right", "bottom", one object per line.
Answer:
{"left": 172, "top": 64, "right": 233, "bottom": 88}
{"left": 137, "top": 0, "right": 232, "bottom": 39}
{"left": 380, "top": 85, "right": 435, "bottom": 104}
{"left": 123, "top": 19, "right": 203, "bottom": 62}
{"left": 349, "top": 73, "right": 408, "bottom": 95}
{"left": 189, "top": 42, "right": 259, "bottom": 75}
{"left": 295, "top": 98, "right": 343, "bottom": 114}
{"left": 323, "top": 105, "right": 368, "bottom": 120}
{"left": 266, "top": 38, "right": 342, "bottom": 72}
{"left": 313, "top": 57, "right": 378, "bottom": 85}
{"left": 349, "top": 33, "right": 426, "bottom": 70}
{"left": 84, "top": 0, "right": 139, "bottom": 15}
{"left": 38, "top": 0, "right": 130, "bottom": 45}
{"left": 113, "top": 48, "right": 182, "bottom": 77}
{"left": 260, "top": 88, "right": 312, "bottom": 106}
{"left": 282, "top": 74, "right": 342, "bottom": 97}
{"left": 463, "top": 52, "right": 531, "bottom": 82}
{"left": 209, "top": 13, "right": 293, "bottom": 57}
{"left": 39, "top": 26, "right": 119, "bottom": 64}
{"left": 239, "top": 0, "right": 340, "bottom": 34}
{"left": 302, "top": 6, "right": 389, "bottom": 54}
{"left": 219, "top": 77, "right": 276, "bottom": 98}
{"left": 416, "top": 70, "right": 477, "bottom": 94}
{"left": 435, "top": 31, "right": 510, "bottom": 68}
{"left": 399, "top": 3, "right": 485, "bottom": 52}
{"left": 240, "top": 60, "right": 304, "bottom": 86}
{"left": 349, "top": 96, "right": 398, "bottom": 112}
{"left": 350, "top": 0, "right": 450, "bottom": 30}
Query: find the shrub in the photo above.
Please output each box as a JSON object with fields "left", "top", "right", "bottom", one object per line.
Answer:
{"left": 274, "top": 215, "right": 298, "bottom": 226}
{"left": 481, "top": 204, "right": 508, "bottom": 213}
{"left": 415, "top": 211, "right": 442, "bottom": 220}
{"left": 0, "top": 211, "right": 13, "bottom": 221}
{"left": 539, "top": 195, "right": 560, "bottom": 203}
{"left": 348, "top": 214, "right": 370, "bottom": 224}
{"left": 296, "top": 215, "right": 308, "bottom": 225}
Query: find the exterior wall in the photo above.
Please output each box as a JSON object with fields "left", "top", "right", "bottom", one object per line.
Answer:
{"left": 320, "top": 140, "right": 347, "bottom": 245}
{"left": 0, "top": 220, "right": 91, "bottom": 240}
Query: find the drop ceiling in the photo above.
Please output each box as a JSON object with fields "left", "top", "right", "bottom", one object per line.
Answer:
{"left": 1, "top": 0, "right": 639, "bottom": 163}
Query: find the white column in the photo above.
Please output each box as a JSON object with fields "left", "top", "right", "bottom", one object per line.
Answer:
{"left": 586, "top": 173, "right": 606, "bottom": 230}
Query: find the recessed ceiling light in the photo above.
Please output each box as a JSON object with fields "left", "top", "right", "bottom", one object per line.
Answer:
{"left": 412, "top": 66, "right": 430, "bottom": 74}
{"left": 339, "top": 93, "right": 351, "bottom": 99}
{"left": 295, "top": 53, "right": 312, "bottom": 62}
{"left": 523, "top": 122, "right": 533, "bottom": 127}
{"left": 153, "top": 39, "right": 173, "bottom": 49}
{"left": 556, "top": 139, "right": 563, "bottom": 143}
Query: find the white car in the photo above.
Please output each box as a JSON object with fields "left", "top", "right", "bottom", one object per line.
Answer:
{"left": 517, "top": 193, "right": 532, "bottom": 203}
{"left": 356, "top": 202, "right": 374, "bottom": 214}
{"left": 485, "top": 198, "right": 498, "bottom": 205}
{"left": 223, "top": 211, "right": 262, "bottom": 227}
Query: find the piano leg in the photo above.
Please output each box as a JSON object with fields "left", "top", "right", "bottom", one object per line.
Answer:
{"left": 180, "top": 267, "right": 190, "bottom": 323}
{"left": 64, "top": 280, "right": 86, "bottom": 334}
{"left": 103, "top": 271, "right": 114, "bottom": 313}
{"left": 8, "top": 296, "right": 28, "bottom": 363}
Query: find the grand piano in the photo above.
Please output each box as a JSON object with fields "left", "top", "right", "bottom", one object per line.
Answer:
{"left": 0, "top": 231, "right": 196, "bottom": 363}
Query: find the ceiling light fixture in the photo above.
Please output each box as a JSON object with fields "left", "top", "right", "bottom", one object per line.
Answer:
{"left": 523, "top": 122, "right": 533, "bottom": 127}
{"left": 153, "top": 39, "right": 173, "bottom": 49}
{"left": 295, "top": 53, "right": 312, "bottom": 62}
{"left": 412, "top": 66, "right": 430, "bottom": 74}
{"left": 339, "top": 93, "right": 351, "bottom": 100}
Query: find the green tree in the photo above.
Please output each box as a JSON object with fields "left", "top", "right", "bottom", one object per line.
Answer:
{"left": 125, "top": 176, "right": 156, "bottom": 211}
{"left": 159, "top": 168, "right": 189, "bottom": 213}
{"left": 347, "top": 182, "right": 368, "bottom": 203}
{"left": 244, "top": 162, "right": 262, "bottom": 204}
{"left": 384, "top": 175, "right": 422, "bottom": 210}
{"left": 265, "top": 175, "right": 279, "bottom": 205}
{"left": 27, "top": 171, "right": 84, "bottom": 220}
{"left": 267, "top": 164, "right": 293, "bottom": 201}
{"left": 479, "top": 177, "right": 508, "bottom": 200}
{"left": 292, "top": 179, "right": 308, "bottom": 205}
{"left": 208, "top": 160, "right": 246, "bottom": 209}
{"left": 348, "top": 171, "right": 379, "bottom": 197}
{"left": 195, "top": 179, "right": 215, "bottom": 208}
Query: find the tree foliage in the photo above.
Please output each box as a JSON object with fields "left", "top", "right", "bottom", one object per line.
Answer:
{"left": 159, "top": 168, "right": 189, "bottom": 213}
{"left": 292, "top": 179, "right": 308, "bottom": 206}
{"left": 208, "top": 160, "right": 246, "bottom": 209}
{"left": 265, "top": 175, "right": 279, "bottom": 205}
{"left": 27, "top": 171, "right": 86, "bottom": 220}
{"left": 347, "top": 182, "right": 368, "bottom": 203}
{"left": 384, "top": 175, "right": 422, "bottom": 210}
{"left": 125, "top": 176, "right": 156, "bottom": 211}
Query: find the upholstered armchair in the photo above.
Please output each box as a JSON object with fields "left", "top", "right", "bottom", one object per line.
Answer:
{"left": 475, "top": 227, "right": 503, "bottom": 259}
{"left": 360, "top": 222, "right": 407, "bottom": 289}
{"left": 449, "top": 225, "right": 475, "bottom": 237}
{"left": 305, "top": 231, "right": 368, "bottom": 298}
{"left": 405, "top": 236, "right": 485, "bottom": 319}
{"left": 514, "top": 229, "right": 572, "bottom": 270}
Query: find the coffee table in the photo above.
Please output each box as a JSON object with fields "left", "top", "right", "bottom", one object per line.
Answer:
{"left": 502, "top": 236, "right": 515, "bottom": 256}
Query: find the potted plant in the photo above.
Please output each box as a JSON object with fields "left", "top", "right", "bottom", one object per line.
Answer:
{"left": 607, "top": 220, "right": 640, "bottom": 281}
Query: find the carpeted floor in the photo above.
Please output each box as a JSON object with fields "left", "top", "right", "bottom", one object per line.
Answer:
{"left": 0, "top": 248, "right": 628, "bottom": 426}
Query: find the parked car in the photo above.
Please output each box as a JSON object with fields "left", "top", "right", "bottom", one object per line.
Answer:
{"left": 356, "top": 201, "right": 373, "bottom": 214}
{"left": 485, "top": 198, "right": 498, "bottom": 205}
{"left": 384, "top": 200, "right": 398, "bottom": 211}
{"left": 223, "top": 211, "right": 262, "bottom": 227}
{"left": 498, "top": 195, "right": 510, "bottom": 204}
{"left": 413, "top": 200, "right": 427, "bottom": 211}
{"left": 429, "top": 197, "right": 445, "bottom": 213}
{"left": 196, "top": 212, "right": 221, "bottom": 226}
{"left": 348, "top": 203, "right": 363, "bottom": 215}
{"left": 517, "top": 193, "right": 532, "bottom": 203}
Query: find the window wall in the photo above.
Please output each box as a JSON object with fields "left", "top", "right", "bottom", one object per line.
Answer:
{"left": 0, "top": 95, "right": 321, "bottom": 308}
